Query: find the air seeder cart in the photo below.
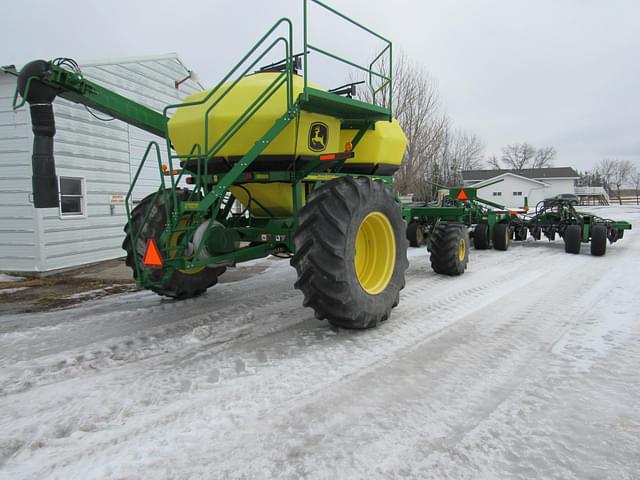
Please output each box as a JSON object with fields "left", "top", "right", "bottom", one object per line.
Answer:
{"left": 13, "top": 1, "right": 415, "bottom": 329}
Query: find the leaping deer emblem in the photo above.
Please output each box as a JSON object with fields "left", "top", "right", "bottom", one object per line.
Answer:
{"left": 311, "top": 126, "right": 325, "bottom": 148}
{"left": 309, "top": 123, "right": 328, "bottom": 151}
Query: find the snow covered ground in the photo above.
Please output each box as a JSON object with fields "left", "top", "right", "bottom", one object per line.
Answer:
{"left": 1, "top": 205, "right": 638, "bottom": 480}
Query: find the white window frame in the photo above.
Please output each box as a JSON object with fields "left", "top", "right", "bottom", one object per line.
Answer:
{"left": 58, "top": 176, "right": 87, "bottom": 219}
{"left": 492, "top": 191, "right": 502, "bottom": 197}
{"left": 513, "top": 191, "right": 523, "bottom": 196}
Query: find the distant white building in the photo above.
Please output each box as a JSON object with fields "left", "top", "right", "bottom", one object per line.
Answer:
{"left": 0, "top": 54, "right": 201, "bottom": 273}
{"left": 461, "top": 167, "right": 580, "bottom": 209}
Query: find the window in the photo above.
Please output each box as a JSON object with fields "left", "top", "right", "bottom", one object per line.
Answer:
{"left": 59, "top": 177, "right": 86, "bottom": 217}
{"left": 492, "top": 191, "right": 502, "bottom": 196}
{"left": 513, "top": 191, "right": 523, "bottom": 196}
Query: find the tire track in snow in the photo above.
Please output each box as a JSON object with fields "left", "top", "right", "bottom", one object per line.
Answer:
{"left": 0, "top": 235, "right": 565, "bottom": 397}
{"left": 2, "top": 243, "right": 573, "bottom": 478}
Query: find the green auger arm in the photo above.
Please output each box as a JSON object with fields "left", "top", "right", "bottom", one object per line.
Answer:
{"left": 13, "top": 59, "right": 167, "bottom": 208}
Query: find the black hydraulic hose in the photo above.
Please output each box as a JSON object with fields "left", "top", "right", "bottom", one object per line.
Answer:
{"left": 17, "top": 60, "right": 60, "bottom": 208}
{"left": 29, "top": 104, "right": 58, "bottom": 207}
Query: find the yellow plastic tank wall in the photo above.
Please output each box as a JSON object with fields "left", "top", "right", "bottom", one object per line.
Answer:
{"left": 229, "top": 183, "right": 306, "bottom": 218}
{"left": 340, "top": 119, "right": 407, "bottom": 168}
{"left": 168, "top": 73, "right": 340, "bottom": 158}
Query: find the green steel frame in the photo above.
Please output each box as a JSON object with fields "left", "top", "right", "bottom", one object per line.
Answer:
{"left": 401, "top": 181, "right": 521, "bottom": 249}
{"left": 12, "top": 0, "right": 398, "bottom": 290}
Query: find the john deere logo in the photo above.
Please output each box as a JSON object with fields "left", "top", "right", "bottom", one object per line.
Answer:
{"left": 308, "top": 122, "right": 328, "bottom": 152}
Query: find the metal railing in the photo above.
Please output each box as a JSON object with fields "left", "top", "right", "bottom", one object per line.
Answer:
{"left": 303, "top": 0, "right": 393, "bottom": 117}
{"left": 161, "top": 18, "right": 294, "bottom": 183}
{"left": 575, "top": 186, "right": 610, "bottom": 203}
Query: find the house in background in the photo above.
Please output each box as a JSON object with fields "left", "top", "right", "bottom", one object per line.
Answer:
{"left": 0, "top": 54, "right": 201, "bottom": 273}
{"left": 461, "top": 167, "right": 580, "bottom": 208}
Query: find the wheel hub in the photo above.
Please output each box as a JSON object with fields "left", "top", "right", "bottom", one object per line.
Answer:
{"left": 354, "top": 212, "right": 396, "bottom": 295}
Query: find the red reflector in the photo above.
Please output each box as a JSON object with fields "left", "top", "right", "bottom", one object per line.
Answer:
{"left": 142, "top": 239, "right": 163, "bottom": 268}
{"left": 456, "top": 189, "right": 469, "bottom": 201}
{"left": 319, "top": 154, "right": 337, "bottom": 161}
{"left": 243, "top": 172, "right": 253, "bottom": 180}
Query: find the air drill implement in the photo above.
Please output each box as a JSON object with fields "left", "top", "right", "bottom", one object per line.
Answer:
{"left": 14, "top": 1, "right": 410, "bottom": 329}
{"left": 403, "top": 181, "right": 631, "bottom": 271}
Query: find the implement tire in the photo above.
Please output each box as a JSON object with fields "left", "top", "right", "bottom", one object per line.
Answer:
{"left": 564, "top": 224, "right": 582, "bottom": 254}
{"left": 473, "top": 223, "right": 490, "bottom": 249}
{"left": 493, "top": 223, "right": 510, "bottom": 251}
{"left": 514, "top": 226, "right": 527, "bottom": 241}
{"left": 590, "top": 224, "right": 607, "bottom": 256}
{"left": 291, "top": 176, "right": 409, "bottom": 329}
{"left": 429, "top": 224, "right": 469, "bottom": 276}
{"left": 122, "top": 189, "right": 225, "bottom": 299}
{"left": 407, "top": 221, "right": 424, "bottom": 247}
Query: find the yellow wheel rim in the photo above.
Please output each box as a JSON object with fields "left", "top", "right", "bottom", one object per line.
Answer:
{"left": 458, "top": 237, "right": 466, "bottom": 262}
{"left": 169, "top": 216, "right": 205, "bottom": 274}
{"left": 354, "top": 212, "right": 396, "bottom": 295}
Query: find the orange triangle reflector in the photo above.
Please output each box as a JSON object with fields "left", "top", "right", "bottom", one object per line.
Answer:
{"left": 143, "top": 239, "right": 163, "bottom": 268}
{"left": 456, "top": 189, "right": 469, "bottom": 201}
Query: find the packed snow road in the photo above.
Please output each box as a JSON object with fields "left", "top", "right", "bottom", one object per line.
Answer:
{"left": 1, "top": 206, "right": 639, "bottom": 479}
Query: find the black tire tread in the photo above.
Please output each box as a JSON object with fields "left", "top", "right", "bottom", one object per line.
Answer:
{"left": 473, "top": 223, "right": 490, "bottom": 250}
{"left": 430, "top": 224, "right": 469, "bottom": 276}
{"left": 590, "top": 224, "right": 607, "bottom": 256}
{"left": 564, "top": 224, "right": 582, "bottom": 254}
{"left": 291, "top": 176, "right": 409, "bottom": 329}
{"left": 493, "top": 223, "right": 510, "bottom": 251}
{"left": 406, "top": 222, "right": 423, "bottom": 247}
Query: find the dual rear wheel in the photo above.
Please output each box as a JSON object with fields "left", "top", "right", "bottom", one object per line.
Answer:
{"left": 473, "top": 223, "right": 510, "bottom": 251}
{"left": 565, "top": 223, "right": 607, "bottom": 256}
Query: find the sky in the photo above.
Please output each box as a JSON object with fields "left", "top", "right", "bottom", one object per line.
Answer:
{"left": 3, "top": 0, "right": 639, "bottom": 173}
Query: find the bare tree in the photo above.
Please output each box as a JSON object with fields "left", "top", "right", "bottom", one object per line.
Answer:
{"left": 611, "top": 159, "right": 634, "bottom": 205}
{"left": 445, "top": 129, "right": 485, "bottom": 184}
{"left": 488, "top": 143, "right": 556, "bottom": 170}
{"left": 632, "top": 168, "right": 640, "bottom": 205}
{"left": 501, "top": 143, "right": 536, "bottom": 169}
{"left": 532, "top": 146, "right": 556, "bottom": 168}
{"left": 487, "top": 154, "right": 501, "bottom": 170}
{"left": 596, "top": 159, "right": 617, "bottom": 194}
{"left": 354, "top": 52, "right": 485, "bottom": 200}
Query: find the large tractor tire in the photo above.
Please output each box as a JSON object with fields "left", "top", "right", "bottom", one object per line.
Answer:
{"left": 590, "top": 224, "right": 607, "bottom": 256}
{"left": 406, "top": 221, "right": 424, "bottom": 247}
{"left": 564, "top": 224, "right": 582, "bottom": 254}
{"left": 122, "top": 189, "right": 225, "bottom": 299}
{"left": 429, "top": 224, "right": 469, "bottom": 276}
{"left": 492, "top": 223, "right": 510, "bottom": 251}
{"left": 473, "top": 223, "right": 490, "bottom": 249}
{"left": 291, "top": 176, "right": 409, "bottom": 329}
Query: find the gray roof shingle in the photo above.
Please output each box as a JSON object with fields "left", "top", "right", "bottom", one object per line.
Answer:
{"left": 462, "top": 167, "right": 580, "bottom": 181}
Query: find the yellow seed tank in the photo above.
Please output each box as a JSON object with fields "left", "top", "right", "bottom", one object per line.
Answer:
{"left": 168, "top": 73, "right": 407, "bottom": 217}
